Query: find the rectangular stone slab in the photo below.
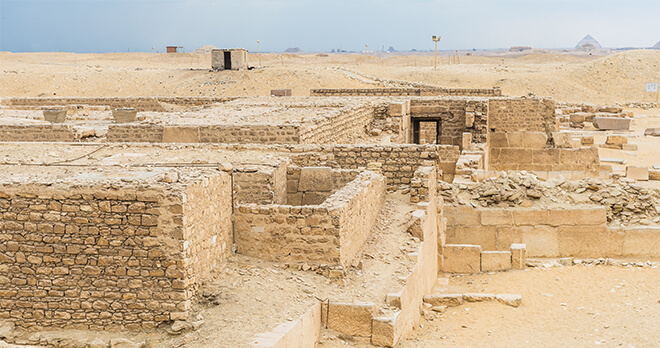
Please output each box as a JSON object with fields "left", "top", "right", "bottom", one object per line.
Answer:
{"left": 592, "top": 117, "right": 631, "bottom": 131}
{"left": 644, "top": 128, "right": 660, "bottom": 136}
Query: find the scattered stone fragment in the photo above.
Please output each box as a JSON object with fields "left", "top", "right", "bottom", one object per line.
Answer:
{"left": 496, "top": 294, "right": 522, "bottom": 307}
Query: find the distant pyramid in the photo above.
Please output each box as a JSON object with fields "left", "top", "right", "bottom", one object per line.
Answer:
{"left": 653, "top": 41, "right": 660, "bottom": 49}
{"left": 575, "top": 35, "right": 602, "bottom": 50}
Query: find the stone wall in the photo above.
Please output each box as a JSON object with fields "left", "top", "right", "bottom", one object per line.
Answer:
{"left": 409, "top": 98, "right": 489, "bottom": 147}
{"left": 310, "top": 88, "right": 502, "bottom": 97}
{"left": 410, "top": 166, "right": 437, "bottom": 203}
{"left": 107, "top": 125, "right": 164, "bottom": 143}
{"left": 288, "top": 144, "right": 460, "bottom": 184}
{"left": 0, "top": 172, "right": 231, "bottom": 329}
{"left": 0, "top": 125, "right": 75, "bottom": 142}
{"left": 234, "top": 172, "right": 386, "bottom": 267}
{"left": 286, "top": 167, "right": 360, "bottom": 206}
{"left": 300, "top": 106, "right": 374, "bottom": 144}
{"left": 233, "top": 164, "right": 288, "bottom": 205}
{"left": 443, "top": 206, "right": 657, "bottom": 258}
{"left": 487, "top": 131, "right": 603, "bottom": 172}
{"left": 488, "top": 98, "right": 557, "bottom": 135}
{"left": 0, "top": 97, "right": 232, "bottom": 112}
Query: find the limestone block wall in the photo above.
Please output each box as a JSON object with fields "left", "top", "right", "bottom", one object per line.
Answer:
{"left": 234, "top": 172, "right": 386, "bottom": 267}
{"left": 310, "top": 88, "right": 502, "bottom": 97}
{"left": 199, "top": 125, "right": 301, "bottom": 144}
{"left": 0, "top": 97, "right": 232, "bottom": 112}
{"left": 487, "top": 131, "right": 603, "bottom": 172}
{"left": 299, "top": 106, "right": 374, "bottom": 144}
{"left": 488, "top": 98, "right": 557, "bottom": 135}
{"left": 107, "top": 125, "right": 164, "bottom": 142}
{"left": 0, "top": 172, "right": 232, "bottom": 330}
{"left": 289, "top": 144, "right": 460, "bottom": 185}
{"left": 286, "top": 167, "right": 360, "bottom": 206}
{"left": 410, "top": 98, "right": 489, "bottom": 147}
{"left": 410, "top": 166, "right": 437, "bottom": 203}
{"left": 443, "top": 206, "right": 657, "bottom": 258}
{"left": 233, "top": 164, "right": 288, "bottom": 205}
{"left": 0, "top": 125, "right": 75, "bottom": 142}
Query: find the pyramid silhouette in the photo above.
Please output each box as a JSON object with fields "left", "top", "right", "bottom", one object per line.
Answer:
{"left": 653, "top": 41, "right": 660, "bottom": 49}
{"left": 575, "top": 35, "right": 602, "bottom": 50}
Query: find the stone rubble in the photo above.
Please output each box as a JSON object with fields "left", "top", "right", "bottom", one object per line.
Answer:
{"left": 440, "top": 171, "right": 660, "bottom": 226}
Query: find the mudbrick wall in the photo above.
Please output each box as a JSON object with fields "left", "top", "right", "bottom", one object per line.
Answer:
{"left": 286, "top": 167, "right": 360, "bottom": 206}
{"left": 0, "top": 125, "right": 75, "bottom": 142}
{"left": 300, "top": 106, "right": 374, "bottom": 144}
{"left": 233, "top": 164, "right": 288, "bottom": 205}
{"left": 233, "top": 172, "right": 386, "bottom": 267}
{"left": 488, "top": 98, "right": 557, "bottom": 135}
{"left": 0, "top": 172, "right": 232, "bottom": 330}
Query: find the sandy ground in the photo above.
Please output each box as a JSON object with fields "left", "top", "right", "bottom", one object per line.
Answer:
{"left": 401, "top": 265, "right": 660, "bottom": 348}
{"left": 2, "top": 50, "right": 660, "bottom": 105}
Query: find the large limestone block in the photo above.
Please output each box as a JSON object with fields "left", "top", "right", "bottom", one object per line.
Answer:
{"left": 423, "top": 293, "right": 464, "bottom": 307}
{"left": 557, "top": 226, "right": 624, "bottom": 258}
{"left": 626, "top": 166, "right": 649, "bottom": 181}
{"left": 522, "top": 226, "right": 559, "bottom": 257}
{"left": 488, "top": 132, "right": 509, "bottom": 148}
{"left": 43, "top": 109, "right": 67, "bottom": 123}
{"left": 298, "top": 167, "right": 333, "bottom": 192}
{"left": 371, "top": 312, "right": 401, "bottom": 347}
{"left": 388, "top": 101, "right": 410, "bottom": 116}
{"left": 513, "top": 209, "right": 549, "bottom": 226}
{"left": 162, "top": 126, "right": 200, "bottom": 143}
{"left": 321, "top": 302, "right": 375, "bottom": 337}
{"left": 522, "top": 132, "right": 547, "bottom": 149}
{"left": 644, "top": 128, "right": 660, "bottom": 136}
{"left": 481, "top": 209, "right": 513, "bottom": 226}
{"left": 112, "top": 108, "right": 138, "bottom": 123}
{"left": 592, "top": 117, "right": 631, "bottom": 131}
{"left": 442, "top": 244, "right": 482, "bottom": 273}
{"left": 446, "top": 226, "right": 496, "bottom": 250}
{"left": 552, "top": 132, "right": 574, "bottom": 148}
{"left": 606, "top": 135, "right": 628, "bottom": 145}
{"left": 622, "top": 227, "right": 660, "bottom": 257}
{"left": 577, "top": 207, "right": 607, "bottom": 225}
{"left": 650, "top": 170, "right": 660, "bottom": 181}
{"left": 481, "top": 251, "right": 512, "bottom": 271}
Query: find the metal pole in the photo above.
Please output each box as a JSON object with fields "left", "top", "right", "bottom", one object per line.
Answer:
{"left": 434, "top": 41, "right": 438, "bottom": 70}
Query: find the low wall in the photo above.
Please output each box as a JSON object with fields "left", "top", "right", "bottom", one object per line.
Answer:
{"left": 310, "top": 88, "right": 502, "bottom": 97}
{"left": 444, "top": 206, "right": 658, "bottom": 258}
{"left": 286, "top": 167, "right": 359, "bottom": 206}
{"left": 234, "top": 172, "right": 386, "bottom": 267}
{"left": 300, "top": 106, "right": 374, "bottom": 144}
{"left": 289, "top": 144, "right": 460, "bottom": 184}
{"left": 0, "top": 97, "right": 232, "bottom": 112}
{"left": 0, "top": 125, "right": 75, "bottom": 142}
{"left": 107, "top": 125, "right": 301, "bottom": 144}
{"left": 233, "top": 164, "right": 288, "bottom": 206}
{"left": 0, "top": 172, "right": 232, "bottom": 329}
{"left": 250, "top": 303, "right": 322, "bottom": 347}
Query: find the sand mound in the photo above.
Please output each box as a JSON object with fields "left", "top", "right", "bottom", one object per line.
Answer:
{"left": 192, "top": 45, "right": 217, "bottom": 54}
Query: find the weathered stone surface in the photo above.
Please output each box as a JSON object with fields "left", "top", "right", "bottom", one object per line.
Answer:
{"left": 481, "top": 251, "right": 512, "bottom": 271}
{"left": 298, "top": 167, "right": 333, "bottom": 192}
{"left": 112, "top": 108, "right": 138, "bottom": 123}
{"left": 496, "top": 294, "right": 522, "bottom": 307}
{"left": 593, "top": 117, "right": 631, "bottom": 130}
{"left": 43, "top": 109, "right": 67, "bottom": 123}
{"left": 626, "top": 166, "right": 649, "bottom": 181}
{"left": 644, "top": 128, "right": 660, "bottom": 136}
{"left": 510, "top": 243, "right": 527, "bottom": 269}
{"left": 606, "top": 135, "right": 628, "bottom": 145}
{"left": 463, "top": 293, "right": 496, "bottom": 302}
{"left": 423, "top": 293, "right": 464, "bottom": 307}
{"left": 442, "top": 244, "right": 481, "bottom": 273}
{"left": 321, "top": 302, "right": 375, "bottom": 337}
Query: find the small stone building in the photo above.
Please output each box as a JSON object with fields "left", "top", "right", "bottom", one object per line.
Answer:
{"left": 212, "top": 49, "right": 248, "bottom": 71}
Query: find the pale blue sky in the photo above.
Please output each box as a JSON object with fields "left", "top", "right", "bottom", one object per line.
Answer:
{"left": 1, "top": 0, "right": 659, "bottom": 53}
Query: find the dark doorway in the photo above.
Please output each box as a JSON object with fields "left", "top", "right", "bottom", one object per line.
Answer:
{"left": 412, "top": 119, "right": 441, "bottom": 144}
{"left": 224, "top": 52, "right": 232, "bottom": 70}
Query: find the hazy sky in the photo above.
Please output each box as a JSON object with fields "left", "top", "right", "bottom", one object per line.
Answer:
{"left": 1, "top": 0, "right": 659, "bottom": 53}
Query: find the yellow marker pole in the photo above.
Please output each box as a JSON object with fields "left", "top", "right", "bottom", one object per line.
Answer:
{"left": 257, "top": 40, "right": 261, "bottom": 66}
{"left": 432, "top": 35, "right": 441, "bottom": 70}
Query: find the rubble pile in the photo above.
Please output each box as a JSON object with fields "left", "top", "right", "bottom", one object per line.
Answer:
{"left": 440, "top": 172, "right": 660, "bottom": 226}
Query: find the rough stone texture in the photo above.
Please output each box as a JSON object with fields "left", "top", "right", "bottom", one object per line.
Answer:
{"left": 442, "top": 244, "right": 482, "bottom": 273}
{"left": 644, "top": 128, "right": 660, "bottom": 136}
{"left": 496, "top": 294, "right": 522, "bottom": 307}
{"left": 112, "top": 109, "right": 138, "bottom": 123}
{"left": 234, "top": 172, "right": 385, "bottom": 267}
{"left": 310, "top": 88, "right": 502, "bottom": 97}
{"left": 0, "top": 125, "right": 76, "bottom": 142}
{"left": 593, "top": 117, "right": 631, "bottom": 130}
{"left": 270, "top": 89, "right": 292, "bottom": 97}
{"left": 320, "top": 302, "right": 375, "bottom": 337}
{"left": 423, "top": 294, "right": 464, "bottom": 307}
{"left": 463, "top": 293, "right": 496, "bottom": 302}
{"left": 488, "top": 98, "right": 556, "bottom": 136}
{"left": 162, "top": 127, "right": 200, "bottom": 143}
{"left": 43, "top": 109, "right": 67, "bottom": 123}
{"left": 0, "top": 171, "right": 232, "bottom": 330}
{"left": 0, "top": 97, "right": 230, "bottom": 112}
{"left": 480, "top": 251, "right": 512, "bottom": 271}
{"left": 297, "top": 167, "right": 333, "bottom": 192}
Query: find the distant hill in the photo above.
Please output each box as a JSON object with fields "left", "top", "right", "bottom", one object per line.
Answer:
{"left": 576, "top": 35, "right": 602, "bottom": 50}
